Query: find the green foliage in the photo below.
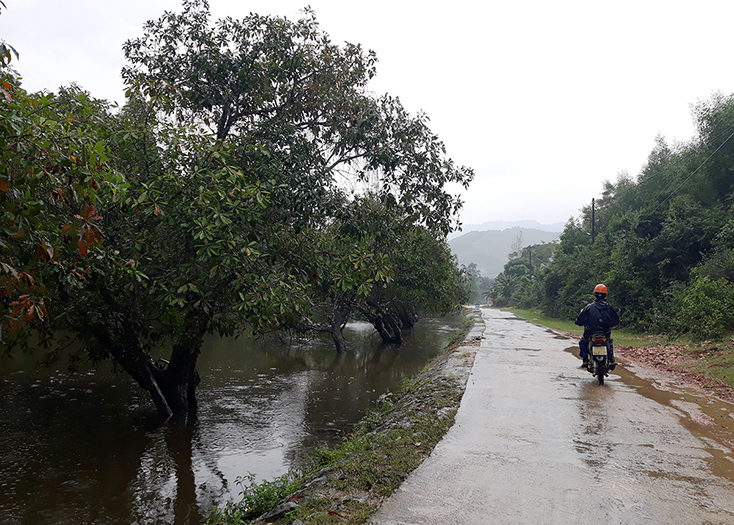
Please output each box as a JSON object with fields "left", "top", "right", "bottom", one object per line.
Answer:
{"left": 488, "top": 242, "right": 556, "bottom": 309}
{"left": 283, "top": 193, "right": 468, "bottom": 349}
{"left": 210, "top": 472, "right": 302, "bottom": 523}
{"left": 667, "top": 276, "right": 734, "bottom": 340}
{"left": 1, "top": 1, "right": 472, "bottom": 418}
{"left": 121, "top": 1, "right": 473, "bottom": 235}
{"left": 507, "top": 91, "right": 734, "bottom": 340}
{"left": 0, "top": 75, "right": 124, "bottom": 347}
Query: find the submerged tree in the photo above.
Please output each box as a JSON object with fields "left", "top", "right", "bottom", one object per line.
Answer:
{"left": 1, "top": 1, "right": 473, "bottom": 423}
{"left": 1, "top": 78, "right": 308, "bottom": 422}
{"left": 299, "top": 195, "right": 469, "bottom": 351}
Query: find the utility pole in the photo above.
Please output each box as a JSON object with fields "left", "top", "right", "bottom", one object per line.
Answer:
{"left": 528, "top": 246, "right": 532, "bottom": 278}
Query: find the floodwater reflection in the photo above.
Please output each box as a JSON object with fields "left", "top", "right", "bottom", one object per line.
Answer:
{"left": 0, "top": 316, "right": 462, "bottom": 524}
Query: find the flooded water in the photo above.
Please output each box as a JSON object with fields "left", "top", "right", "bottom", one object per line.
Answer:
{"left": 0, "top": 317, "right": 463, "bottom": 525}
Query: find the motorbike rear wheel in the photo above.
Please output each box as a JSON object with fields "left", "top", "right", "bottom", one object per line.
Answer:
{"left": 596, "top": 364, "right": 606, "bottom": 386}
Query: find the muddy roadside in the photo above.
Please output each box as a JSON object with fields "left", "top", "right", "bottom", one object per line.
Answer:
{"left": 552, "top": 327, "right": 734, "bottom": 404}
{"left": 615, "top": 341, "right": 734, "bottom": 403}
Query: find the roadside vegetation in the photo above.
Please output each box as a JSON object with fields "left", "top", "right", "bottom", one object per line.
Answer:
{"left": 480, "top": 92, "right": 734, "bottom": 389}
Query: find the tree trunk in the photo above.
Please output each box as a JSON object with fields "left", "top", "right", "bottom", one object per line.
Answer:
{"left": 305, "top": 303, "right": 351, "bottom": 353}
{"left": 358, "top": 302, "right": 403, "bottom": 344}
{"left": 151, "top": 353, "right": 201, "bottom": 425}
{"left": 152, "top": 311, "right": 208, "bottom": 424}
{"left": 75, "top": 279, "right": 208, "bottom": 424}
{"left": 393, "top": 301, "right": 418, "bottom": 329}
{"left": 91, "top": 317, "right": 204, "bottom": 423}
{"left": 329, "top": 308, "right": 348, "bottom": 354}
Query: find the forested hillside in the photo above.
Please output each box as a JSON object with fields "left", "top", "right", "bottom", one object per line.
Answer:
{"left": 491, "top": 93, "right": 734, "bottom": 340}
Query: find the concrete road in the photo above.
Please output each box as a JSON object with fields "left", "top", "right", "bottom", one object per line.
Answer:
{"left": 370, "top": 308, "right": 734, "bottom": 524}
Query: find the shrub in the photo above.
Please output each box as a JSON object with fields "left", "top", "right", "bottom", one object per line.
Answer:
{"left": 669, "top": 276, "right": 734, "bottom": 339}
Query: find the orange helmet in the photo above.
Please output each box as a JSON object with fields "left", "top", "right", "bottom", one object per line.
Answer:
{"left": 594, "top": 283, "right": 608, "bottom": 294}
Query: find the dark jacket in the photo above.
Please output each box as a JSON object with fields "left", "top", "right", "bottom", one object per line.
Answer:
{"left": 575, "top": 298, "right": 619, "bottom": 336}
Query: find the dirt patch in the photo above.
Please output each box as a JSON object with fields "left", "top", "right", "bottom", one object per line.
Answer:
{"left": 614, "top": 343, "right": 734, "bottom": 404}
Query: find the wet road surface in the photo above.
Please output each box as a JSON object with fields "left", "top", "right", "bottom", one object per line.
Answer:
{"left": 370, "top": 308, "right": 734, "bottom": 524}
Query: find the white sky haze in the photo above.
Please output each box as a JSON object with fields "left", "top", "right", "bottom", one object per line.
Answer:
{"left": 4, "top": 0, "right": 734, "bottom": 227}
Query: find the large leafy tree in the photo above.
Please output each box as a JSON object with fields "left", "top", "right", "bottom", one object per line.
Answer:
{"left": 121, "top": 0, "right": 473, "bottom": 235}
{"left": 354, "top": 209, "right": 470, "bottom": 344}
{"left": 63, "top": 131, "right": 308, "bottom": 423}
{"left": 299, "top": 195, "right": 469, "bottom": 351}
{"left": 1, "top": 76, "right": 306, "bottom": 422}
{"left": 2, "top": 1, "right": 474, "bottom": 423}
{"left": 120, "top": 0, "right": 473, "bottom": 355}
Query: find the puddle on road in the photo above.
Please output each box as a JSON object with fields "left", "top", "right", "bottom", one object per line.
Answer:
{"left": 545, "top": 328, "right": 572, "bottom": 340}
{"left": 564, "top": 347, "right": 734, "bottom": 482}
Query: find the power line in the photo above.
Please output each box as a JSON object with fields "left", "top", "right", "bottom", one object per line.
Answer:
{"left": 641, "top": 128, "right": 734, "bottom": 219}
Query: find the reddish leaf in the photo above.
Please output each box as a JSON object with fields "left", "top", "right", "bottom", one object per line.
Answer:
{"left": 36, "top": 242, "right": 54, "bottom": 260}
{"left": 23, "top": 305, "right": 35, "bottom": 322}
{"left": 36, "top": 302, "right": 48, "bottom": 321}
{"left": 78, "top": 239, "right": 88, "bottom": 256}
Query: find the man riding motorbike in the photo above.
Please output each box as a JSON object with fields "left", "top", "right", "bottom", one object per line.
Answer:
{"left": 575, "top": 284, "right": 619, "bottom": 369}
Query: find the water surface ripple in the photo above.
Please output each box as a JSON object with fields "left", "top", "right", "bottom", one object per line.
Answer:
{"left": 0, "top": 317, "right": 462, "bottom": 524}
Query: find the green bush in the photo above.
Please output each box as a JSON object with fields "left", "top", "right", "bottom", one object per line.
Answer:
{"left": 208, "top": 472, "right": 302, "bottom": 524}
{"left": 669, "top": 276, "right": 734, "bottom": 339}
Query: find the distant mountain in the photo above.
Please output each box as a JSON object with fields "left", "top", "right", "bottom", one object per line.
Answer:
{"left": 448, "top": 220, "right": 565, "bottom": 240}
{"left": 449, "top": 226, "right": 560, "bottom": 278}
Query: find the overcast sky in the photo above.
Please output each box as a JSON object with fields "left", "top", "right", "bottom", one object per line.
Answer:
{"left": 3, "top": 0, "right": 734, "bottom": 227}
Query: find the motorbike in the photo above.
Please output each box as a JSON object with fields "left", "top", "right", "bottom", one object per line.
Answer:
{"left": 585, "top": 332, "right": 615, "bottom": 385}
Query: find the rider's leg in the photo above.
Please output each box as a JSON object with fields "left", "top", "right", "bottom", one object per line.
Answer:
{"left": 578, "top": 338, "right": 588, "bottom": 361}
{"left": 608, "top": 338, "right": 616, "bottom": 369}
